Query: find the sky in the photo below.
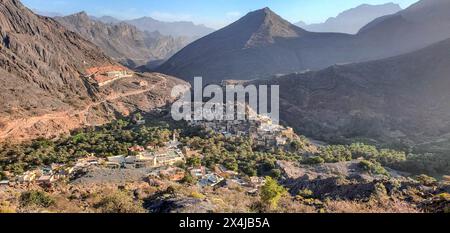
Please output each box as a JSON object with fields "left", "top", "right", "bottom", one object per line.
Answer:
{"left": 22, "top": 0, "right": 419, "bottom": 29}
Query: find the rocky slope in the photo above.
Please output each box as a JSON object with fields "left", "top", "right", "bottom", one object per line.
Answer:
{"left": 251, "top": 38, "right": 450, "bottom": 149}
{"left": 296, "top": 3, "right": 402, "bottom": 34}
{"left": 54, "top": 12, "right": 189, "bottom": 68}
{"left": 158, "top": 0, "right": 450, "bottom": 83}
{"left": 0, "top": 0, "right": 188, "bottom": 141}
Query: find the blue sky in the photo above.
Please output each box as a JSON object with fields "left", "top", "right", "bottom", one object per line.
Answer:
{"left": 22, "top": 0, "right": 419, "bottom": 29}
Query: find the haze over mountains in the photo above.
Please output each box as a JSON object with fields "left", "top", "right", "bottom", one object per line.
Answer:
{"left": 0, "top": 0, "right": 187, "bottom": 140}
{"left": 125, "top": 17, "right": 214, "bottom": 39}
{"left": 55, "top": 12, "right": 189, "bottom": 68}
{"left": 295, "top": 3, "right": 402, "bottom": 34}
{"left": 157, "top": 0, "right": 450, "bottom": 84}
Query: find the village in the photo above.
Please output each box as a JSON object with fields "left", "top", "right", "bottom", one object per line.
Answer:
{"left": 0, "top": 98, "right": 300, "bottom": 194}
{"left": 0, "top": 116, "right": 278, "bottom": 193}
{"left": 188, "top": 106, "right": 296, "bottom": 149}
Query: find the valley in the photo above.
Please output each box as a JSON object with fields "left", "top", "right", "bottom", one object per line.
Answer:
{"left": 0, "top": 0, "right": 449, "bottom": 214}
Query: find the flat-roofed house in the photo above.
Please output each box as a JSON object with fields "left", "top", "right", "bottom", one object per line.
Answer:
{"left": 85, "top": 65, "right": 133, "bottom": 87}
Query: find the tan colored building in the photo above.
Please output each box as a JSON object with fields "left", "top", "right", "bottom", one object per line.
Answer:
{"left": 85, "top": 65, "right": 133, "bottom": 87}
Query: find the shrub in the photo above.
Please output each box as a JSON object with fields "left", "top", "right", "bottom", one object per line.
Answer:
{"left": 359, "top": 160, "right": 389, "bottom": 176}
{"left": 0, "top": 201, "right": 15, "bottom": 213}
{"left": 297, "top": 189, "right": 314, "bottom": 198}
{"left": 270, "top": 169, "right": 282, "bottom": 179}
{"left": 260, "top": 177, "right": 286, "bottom": 209}
{"left": 415, "top": 174, "right": 437, "bottom": 186}
{"left": 190, "top": 192, "right": 206, "bottom": 199}
{"left": 20, "top": 191, "right": 55, "bottom": 208}
{"left": 303, "top": 156, "right": 325, "bottom": 165}
{"left": 181, "top": 172, "right": 197, "bottom": 185}
{"left": 94, "top": 191, "right": 145, "bottom": 213}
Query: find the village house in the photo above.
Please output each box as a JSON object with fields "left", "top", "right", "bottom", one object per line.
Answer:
{"left": 128, "top": 145, "right": 145, "bottom": 153}
{"left": 0, "top": 180, "right": 9, "bottom": 186}
{"left": 17, "top": 170, "right": 41, "bottom": 183}
{"left": 74, "top": 156, "right": 102, "bottom": 170}
{"left": 214, "top": 164, "right": 238, "bottom": 178}
{"left": 189, "top": 166, "right": 206, "bottom": 179}
{"left": 107, "top": 135, "right": 185, "bottom": 169}
{"left": 85, "top": 65, "right": 133, "bottom": 87}
{"left": 36, "top": 175, "right": 57, "bottom": 185}
{"left": 199, "top": 173, "right": 224, "bottom": 187}
{"left": 248, "top": 176, "right": 266, "bottom": 188}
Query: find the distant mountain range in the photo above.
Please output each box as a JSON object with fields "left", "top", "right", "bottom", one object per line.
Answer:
{"left": 55, "top": 12, "right": 189, "bottom": 68}
{"left": 295, "top": 3, "right": 402, "bottom": 34}
{"left": 125, "top": 17, "right": 214, "bottom": 38}
{"left": 33, "top": 9, "right": 215, "bottom": 39}
{"left": 157, "top": 0, "right": 450, "bottom": 84}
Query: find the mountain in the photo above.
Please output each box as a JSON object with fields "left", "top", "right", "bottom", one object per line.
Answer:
{"left": 158, "top": 0, "right": 450, "bottom": 83}
{"left": 156, "top": 7, "right": 355, "bottom": 83}
{"left": 0, "top": 0, "right": 187, "bottom": 141}
{"left": 54, "top": 12, "right": 189, "bottom": 68}
{"left": 296, "top": 3, "right": 402, "bottom": 34}
{"left": 125, "top": 16, "right": 214, "bottom": 38}
{"left": 357, "top": 0, "right": 450, "bottom": 54}
{"left": 252, "top": 38, "right": 450, "bottom": 149}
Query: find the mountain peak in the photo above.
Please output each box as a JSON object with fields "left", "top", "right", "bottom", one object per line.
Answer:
{"left": 63, "top": 11, "right": 91, "bottom": 22}
{"left": 240, "top": 7, "right": 306, "bottom": 47}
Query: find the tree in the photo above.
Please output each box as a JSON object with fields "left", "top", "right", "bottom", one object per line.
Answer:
{"left": 181, "top": 172, "right": 197, "bottom": 185}
{"left": 260, "top": 177, "right": 286, "bottom": 209}
{"left": 20, "top": 191, "right": 55, "bottom": 208}
{"left": 186, "top": 156, "right": 202, "bottom": 168}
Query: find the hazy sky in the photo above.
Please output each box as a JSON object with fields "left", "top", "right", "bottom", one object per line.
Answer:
{"left": 22, "top": 0, "right": 419, "bottom": 29}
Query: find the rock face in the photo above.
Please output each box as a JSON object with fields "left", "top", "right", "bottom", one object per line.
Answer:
{"left": 296, "top": 3, "right": 402, "bottom": 34}
{"left": 252, "top": 38, "right": 450, "bottom": 148}
{"left": 0, "top": 0, "right": 188, "bottom": 141}
{"left": 55, "top": 12, "right": 189, "bottom": 68}
{"left": 158, "top": 0, "right": 450, "bottom": 83}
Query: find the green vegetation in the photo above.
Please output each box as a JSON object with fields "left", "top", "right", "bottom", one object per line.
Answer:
{"left": 0, "top": 118, "right": 175, "bottom": 175}
{"left": 0, "top": 114, "right": 448, "bottom": 180}
{"left": 359, "top": 160, "right": 390, "bottom": 176}
{"left": 297, "top": 189, "right": 314, "bottom": 198}
{"left": 303, "top": 156, "right": 325, "bottom": 165}
{"left": 20, "top": 191, "right": 55, "bottom": 208}
{"left": 181, "top": 129, "right": 301, "bottom": 177}
{"left": 181, "top": 172, "right": 197, "bottom": 185}
{"left": 395, "top": 153, "right": 450, "bottom": 177}
{"left": 309, "top": 143, "right": 406, "bottom": 166}
{"left": 0, "top": 171, "right": 5, "bottom": 180}
{"left": 260, "top": 177, "right": 286, "bottom": 208}
{"left": 415, "top": 174, "right": 437, "bottom": 186}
